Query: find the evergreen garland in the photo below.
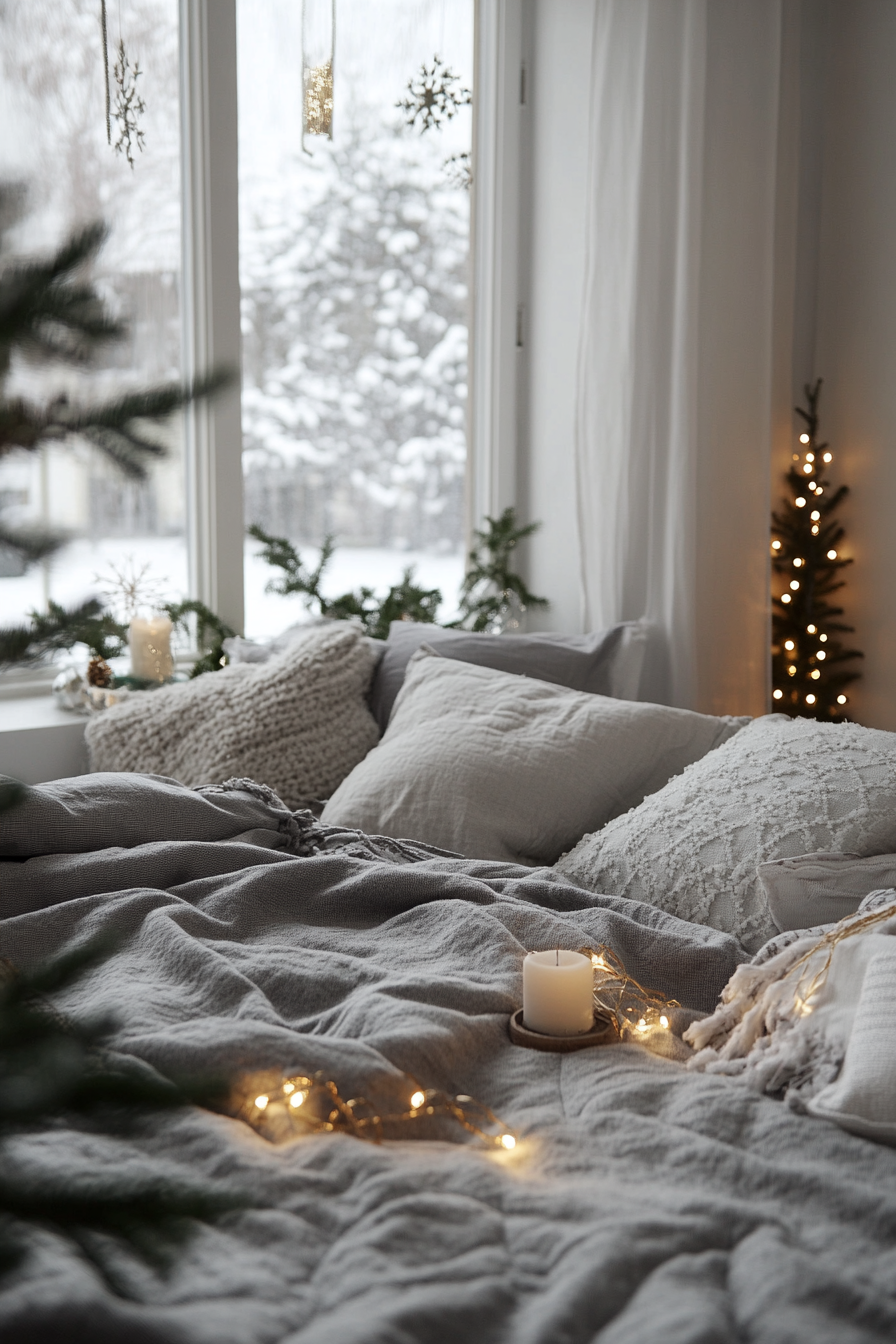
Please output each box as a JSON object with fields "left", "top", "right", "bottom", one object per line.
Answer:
{"left": 250, "top": 506, "right": 547, "bottom": 639}
{"left": 771, "top": 380, "right": 862, "bottom": 719}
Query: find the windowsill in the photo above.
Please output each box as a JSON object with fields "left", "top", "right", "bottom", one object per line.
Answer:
{"left": 0, "top": 693, "right": 89, "bottom": 784}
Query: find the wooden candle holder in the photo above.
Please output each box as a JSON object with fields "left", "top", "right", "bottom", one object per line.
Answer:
{"left": 508, "top": 1008, "right": 615, "bottom": 1053}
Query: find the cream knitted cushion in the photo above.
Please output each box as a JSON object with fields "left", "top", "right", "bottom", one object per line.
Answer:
{"left": 85, "top": 623, "right": 379, "bottom": 809}
{"left": 556, "top": 715, "right": 896, "bottom": 952}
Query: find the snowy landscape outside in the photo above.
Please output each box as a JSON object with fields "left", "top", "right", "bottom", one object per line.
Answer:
{"left": 0, "top": 0, "right": 472, "bottom": 643}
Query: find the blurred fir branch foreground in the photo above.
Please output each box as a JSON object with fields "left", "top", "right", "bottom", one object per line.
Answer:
{"left": 0, "top": 941, "right": 242, "bottom": 1289}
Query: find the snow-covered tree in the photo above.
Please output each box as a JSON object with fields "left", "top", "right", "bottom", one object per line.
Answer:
{"left": 240, "top": 119, "right": 469, "bottom": 553}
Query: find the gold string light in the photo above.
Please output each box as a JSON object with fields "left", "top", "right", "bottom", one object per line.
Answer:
{"left": 786, "top": 899, "right": 896, "bottom": 1017}
{"left": 578, "top": 945, "right": 679, "bottom": 1040}
{"left": 227, "top": 1069, "right": 517, "bottom": 1151}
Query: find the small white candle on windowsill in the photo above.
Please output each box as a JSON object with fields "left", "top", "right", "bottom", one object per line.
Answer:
{"left": 523, "top": 950, "right": 594, "bottom": 1036}
{"left": 129, "top": 614, "right": 174, "bottom": 682}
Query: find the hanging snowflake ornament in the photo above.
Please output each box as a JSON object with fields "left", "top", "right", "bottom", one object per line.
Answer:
{"left": 112, "top": 37, "right": 146, "bottom": 169}
{"left": 443, "top": 151, "right": 472, "bottom": 190}
{"left": 397, "top": 55, "right": 472, "bottom": 134}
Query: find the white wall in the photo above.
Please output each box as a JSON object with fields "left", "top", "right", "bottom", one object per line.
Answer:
{"left": 812, "top": 0, "right": 896, "bottom": 730}
{"left": 517, "top": 0, "right": 896, "bottom": 726}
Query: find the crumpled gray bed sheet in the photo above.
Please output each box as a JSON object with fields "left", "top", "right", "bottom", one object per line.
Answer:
{"left": 1, "top": 773, "right": 895, "bottom": 1344}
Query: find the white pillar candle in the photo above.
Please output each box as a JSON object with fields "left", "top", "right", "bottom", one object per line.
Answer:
{"left": 523, "top": 950, "right": 594, "bottom": 1036}
{"left": 129, "top": 615, "right": 174, "bottom": 682}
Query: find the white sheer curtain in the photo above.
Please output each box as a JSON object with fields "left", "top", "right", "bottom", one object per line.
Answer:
{"left": 574, "top": 0, "right": 785, "bottom": 715}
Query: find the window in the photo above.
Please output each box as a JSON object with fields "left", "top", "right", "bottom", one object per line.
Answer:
{"left": 237, "top": 0, "right": 473, "bottom": 637}
{"left": 0, "top": 0, "right": 494, "bottom": 663}
{"left": 0, "top": 0, "right": 186, "bottom": 627}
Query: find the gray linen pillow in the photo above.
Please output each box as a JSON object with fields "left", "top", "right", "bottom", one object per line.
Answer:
{"left": 85, "top": 623, "right": 379, "bottom": 809}
{"left": 366, "top": 619, "right": 647, "bottom": 734}
{"left": 557, "top": 716, "right": 896, "bottom": 952}
{"left": 321, "top": 648, "right": 747, "bottom": 865}
{"left": 758, "top": 852, "right": 896, "bottom": 932}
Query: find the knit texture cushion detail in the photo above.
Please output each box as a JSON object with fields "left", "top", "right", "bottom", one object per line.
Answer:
{"left": 85, "top": 623, "right": 379, "bottom": 809}
{"left": 556, "top": 715, "right": 896, "bottom": 952}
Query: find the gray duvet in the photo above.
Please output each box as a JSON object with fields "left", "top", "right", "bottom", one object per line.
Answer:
{"left": 1, "top": 773, "right": 896, "bottom": 1343}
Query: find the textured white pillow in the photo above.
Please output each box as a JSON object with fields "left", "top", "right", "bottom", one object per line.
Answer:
{"left": 86, "top": 623, "right": 379, "bottom": 809}
{"left": 557, "top": 715, "right": 896, "bottom": 951}
{"left": 320, "top": 649, "right": 748, "bottom": 865}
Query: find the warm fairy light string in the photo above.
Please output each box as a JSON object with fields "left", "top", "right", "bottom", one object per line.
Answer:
{"left": 578, "top": 945, "right": 678, "bottom": 1039}
{"left": 235, "top": 1070, "right": 516, "bottom": 1151}
{"left": 781, "top": 899, "right": 896, "bottom": 1017}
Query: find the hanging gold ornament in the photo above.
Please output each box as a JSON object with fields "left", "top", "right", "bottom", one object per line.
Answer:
{"left": 302, "top": 0, "right": 335, "bottom": 152}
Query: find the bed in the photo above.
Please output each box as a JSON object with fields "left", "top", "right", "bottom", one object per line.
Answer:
{"left": 3, "top": 623, "right": 896, "bottom": 1341}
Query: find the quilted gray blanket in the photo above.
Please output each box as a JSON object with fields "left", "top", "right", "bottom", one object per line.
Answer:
{"left": 2, "top": 774, "right": 896, "bottom": 1343}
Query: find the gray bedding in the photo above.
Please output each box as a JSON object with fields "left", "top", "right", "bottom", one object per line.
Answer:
{"left": 2, "top": 773, "right": 896, "bottom": 1343}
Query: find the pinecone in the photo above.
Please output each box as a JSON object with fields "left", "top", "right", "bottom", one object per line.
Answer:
{"left": 86, "top": 656, "right": 113, "bottom": 688}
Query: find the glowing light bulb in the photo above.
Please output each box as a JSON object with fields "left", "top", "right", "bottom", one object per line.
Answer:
{"left": 255, "top": 1095, "right": 269, "bottom": 1110}
{"left": 792, "top": 453, "right": 800, "bottom": 462}
{"left": 784, "top": 640, "right": 795, "bottom": 650}
{"left": 823, "top": 452, "right": 833, "bottom": 463}
{"left": 289, "top": 1091, "right": 306, "bottom": 1108}
{"left": 811, "top": 525, "right": 819, "bottom": 535}
{"left": 837, "top": 694, "right": 847, "bottom": 705}
{"left": 811, "top": 669, "right": 821, "bottom": 680}
{"left": 806, "top": 694, "right": 817, "bottom": 705}
{"left": 808, "top": 481, "right": 817, "bottom": 490}
{"left": 283, "top": 1082, "right": 295, "bottom": 1094}
{"left": 816, "top": 487, "right": 823, "bottom": 496}
{"left": 636, "top": 1018, "right": 648, "bottom": 1033}
{"left": 771, "top": 540, "right": 781, "bottom": 550}
{"left": 816, "top": 650, "right": 826, "bottom": 661}
{"left": 773, "top": 689, "right": 783, "bottom": 700}
{"left": 810, "top": 510, "right": 820, "bottom": 520}
{"left": 799, "top": 433, "right": 810, "bottom": 444}
{"left": 659, "top": 1015, "right": 670, "bottom": 1029}
{"left": 807, "top": 624, "right": 817, "bottom": 633}
{"left": 781, "top": 594, "right": 791, "bottom": 604}
{"left": 410, "top": 1091, "right": 425, "bottom": 1109}
{"left": 819, "top": 633, "right": 827, "bottom": 642}
{"left": 793, "top": 558, "right": 802, "bottom": 567}
{"left": 805, "top": 453, "right": 815, "bottom": 463}
{"left": 788, "top": 665, "right": 797, "bottom": 676}
{"left": 803, "top": 464, "right": 812, "bottom": 474}
{"left": 501, "top": 1134, "right": 516, "bottom": 1150}
{"left": 790, "top": 580, "right": 800, "bottom": 591}
{"left": 827, "top": 549, "right": 837, "bottom": 560}
{"left": 795, "top": 497, "right": 806, "bottom": 508}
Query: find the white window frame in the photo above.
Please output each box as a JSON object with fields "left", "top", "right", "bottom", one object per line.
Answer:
{"left": 180, "top": 0, "right": 244, "bottom": 635}
{"left": 185, "top": 0, "right": 524, "bottom": 625}
{"left": 1, "top": 0, "right": 521, "bottom": 701}
{"left": 469, "top": 0, "right": 525, "bottom": 535}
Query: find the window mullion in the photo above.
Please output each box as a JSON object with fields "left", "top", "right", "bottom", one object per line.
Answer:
{"left": 179, "top": 0, "right": 245, "bottom": 634}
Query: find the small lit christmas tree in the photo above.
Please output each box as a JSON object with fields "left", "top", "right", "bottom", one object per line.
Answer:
{"left": 771, "top": 379, "right": 862, "bottom": 719}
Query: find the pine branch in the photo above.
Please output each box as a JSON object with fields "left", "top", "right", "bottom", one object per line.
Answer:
{"left": 1, "top": 371, "right": 233, "bottom": 478}
{"left": 249, "top": 524, "right": 442, "bottom": 639}
{"left": 0, "top": 598, "right": 128, "bottom": 668}
{"left": 453, "top": 507, "right": 548, "bottom": 632}
{"left": 0, "top": 221, "right": 124, "bottom": 377}
{"left": 164, "top": 598, "right": 236, "bottom": 679}
{"left": 0, "top": 947, "right": 244, "bottom": 1287}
